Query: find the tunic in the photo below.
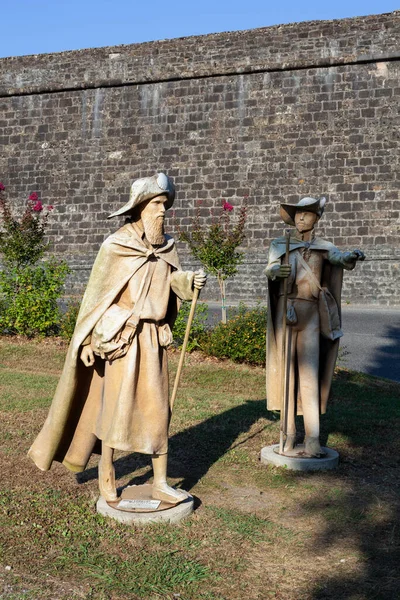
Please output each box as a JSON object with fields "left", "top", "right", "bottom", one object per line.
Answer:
{"left": 91, "top": 224, "right": 194, "bottom": 454}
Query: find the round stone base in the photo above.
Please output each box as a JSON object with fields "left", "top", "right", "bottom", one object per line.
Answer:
{"left": 96, "top": 484, "right": 194, "bottom": 525}
{"left": 260, "top": 444, "right": 339, "bottom": 471}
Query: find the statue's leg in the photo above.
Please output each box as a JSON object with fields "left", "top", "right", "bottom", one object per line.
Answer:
{"left": 275, "top": 301, "right": 298, "bottom": 453}
{"left": 98, "top": 442, "right": 118, "bottom": 501}
{"left": 151, "top": 453, "right": 189, "bottom": 504}
{"left": 297, "top": 308, "right": 322, "bottom": 456}
{"left": 284, "top": 328, "right": 297, "bottom": 453}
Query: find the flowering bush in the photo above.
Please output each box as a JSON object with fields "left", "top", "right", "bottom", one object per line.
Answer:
{"left": 0, "top": 183, "right": 70, "bottom": 337}
{"left": 178, "top": 199, "right": 247, "bottom": 323}
{"left": 0, "top": 187, "right": 54, "bottom": 267}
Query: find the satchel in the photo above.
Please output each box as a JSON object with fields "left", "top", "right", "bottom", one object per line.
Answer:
{"left": 296, "top": 251, "right": 343, "bottom": 341}
{"left": 318, "top": 287, "right": 343, "bottom": 341}
{"left": 92, "top": 304, "right": 132, "bottom": 345}
{"left": 91, "top": 261, "right": 155, "bottom": 361}
{"left": 91, "top": 305, "right": 138, "bottom": 360}
{"left": 157, "top": 323, "right": 173, "bottom": 347}
{"left": 286, "top": 300, "right": 298, "bottom": 325}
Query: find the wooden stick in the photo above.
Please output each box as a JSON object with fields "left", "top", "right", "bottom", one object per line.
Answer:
{"left": 170, "top": 287, "right": 200, "bottom": 411}
{"left": 279, "top": 230, "right": 291, "bottom": 454}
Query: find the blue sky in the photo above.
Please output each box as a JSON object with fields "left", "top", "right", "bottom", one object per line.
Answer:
{"left": 1, "top": 0, "right": 399, "bottom": 59}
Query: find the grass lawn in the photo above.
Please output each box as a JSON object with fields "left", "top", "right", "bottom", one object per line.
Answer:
{"left": 0, "top": 337, "right": 399, "bottom": 600}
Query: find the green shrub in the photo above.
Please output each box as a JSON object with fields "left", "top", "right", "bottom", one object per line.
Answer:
{"left": 201, "top": 303, "right": 267, "bottom": 365}
{"left": 0, "top": 259, "right": 70, "bottom": 337}
{"left": 60, "top": 299, "right": 81, "bottom": 341}
{"left": 172, "top": 301, "right": 208, "bottom": 352}
{"left": 0, "top": 184, "right": 69, "bottom": 337}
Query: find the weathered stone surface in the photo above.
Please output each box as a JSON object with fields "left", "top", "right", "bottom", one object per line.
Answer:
{"left": 260, "top": 445, "right": 339, "bottom": 471}
{"left": 1, "top": 12, "right": 399, "bottom": 95}
{"left": 96, "top": 494, "right": 194, "bottom": 525}
{"left": 1, "top": 12, "right": 400, "bottom": 305}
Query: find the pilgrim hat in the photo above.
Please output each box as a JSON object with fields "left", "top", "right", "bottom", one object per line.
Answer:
{"left": 108, "top": 173, "right": 175, "bottom": 219}
{"left": 280, "top": 196, "right": 326, "bottom": 226}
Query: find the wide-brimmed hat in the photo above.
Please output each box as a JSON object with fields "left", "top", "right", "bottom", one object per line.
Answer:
{"left": 280, "top": 196, "right": 326, "bottom": 226}
{"left": 108, "top": 173, "right": 175, "bottom": 219}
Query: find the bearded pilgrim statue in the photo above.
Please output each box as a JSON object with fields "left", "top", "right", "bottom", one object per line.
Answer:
{"left": 28, "top": 173, "right": 206, "bottom": 505}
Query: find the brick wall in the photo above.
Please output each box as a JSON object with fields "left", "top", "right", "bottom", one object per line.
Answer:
{"left": 0, "top": 12, "right": 399, "bottom": 306}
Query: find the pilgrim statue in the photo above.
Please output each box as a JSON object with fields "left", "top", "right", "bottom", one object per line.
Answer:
{"left": 29, "top": 173, "right": 206, "bottom": 504}
{"left": 266, "top": 197, "right": 364, "bottom": 458}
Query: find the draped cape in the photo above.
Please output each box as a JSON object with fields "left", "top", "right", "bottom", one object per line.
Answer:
{"left": 28, "top": 224, "right": 182, "bottom": 472}
{"left": 266, "top": 235, "right": 343, "bottom": 415}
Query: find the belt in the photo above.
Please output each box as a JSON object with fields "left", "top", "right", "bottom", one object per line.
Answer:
{"left": 279, "top": 295, "right": 318, "bottom": 303}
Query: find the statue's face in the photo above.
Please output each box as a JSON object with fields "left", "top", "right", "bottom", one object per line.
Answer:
{"left": 294, "top": 210, "right": 318, "bottom": 233}
{"left": 139, "top": 194, "right": 168, "bottom": 246}
{"left": 140, "top": 194, "right": 168, "bottom": 223}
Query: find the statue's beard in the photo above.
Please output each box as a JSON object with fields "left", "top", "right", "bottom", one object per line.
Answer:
{"left": 142, "top": 215, "right": 165, "bottom": 246}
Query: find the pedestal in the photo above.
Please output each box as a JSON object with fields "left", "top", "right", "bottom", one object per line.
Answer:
{"left": 260, "top": 444, "right": 339, "bottom": 471}
{"left": 96, "top": 483, "right": 194, "bottom": 525}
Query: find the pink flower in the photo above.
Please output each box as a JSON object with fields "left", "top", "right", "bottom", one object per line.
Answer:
{"left": 47, "top": 205, "right": 54, "bottom": 211}
{"left": 32, "top": 201, "right": 43, "bottom": 212}
{"left": 29, "top": 192, "right": 38, "bottom": 201}
{"left": 0, "top": 182, "right": 5, "bottom": 191}
{"left": 223, "top": 201, "right": 233, "bottom": 212}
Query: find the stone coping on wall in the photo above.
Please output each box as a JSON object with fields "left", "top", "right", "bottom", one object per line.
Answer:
{"left": 1, "top": 12, "right": 400, "bottom": 97}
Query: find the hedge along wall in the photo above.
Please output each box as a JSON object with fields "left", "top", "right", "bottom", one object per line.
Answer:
{"left": 0, "top": 11, "right": 399, "bottom": 305}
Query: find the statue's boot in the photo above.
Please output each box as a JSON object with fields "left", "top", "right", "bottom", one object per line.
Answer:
{"left": 304, "top": 436, "right": 323, "bottom": 458}
{"left": 283, "top": 434, "right": 296, "bottom": 453}
{"left": 152, "top": 482, "right": 190, "bottom": 505}
{"left": 98, "top": 457, "right": 118, "bottom": 502}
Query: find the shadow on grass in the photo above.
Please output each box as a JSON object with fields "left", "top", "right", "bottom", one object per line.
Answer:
{"left": 306, "top": 370, "right": 400, "bottom": 599}
{"left": 77, "top": 399, "right": 273, "bottom": 491}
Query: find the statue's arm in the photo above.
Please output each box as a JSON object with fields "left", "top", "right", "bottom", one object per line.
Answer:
{"left": 327, "top": 248, "right": 365, "bottom": 271}
{"left": 171, "top": 269, "right": 207, "bottom": 300}
{"left": 265, "top": 242, "right": 291, "bottom": 280}
{"left": 170, "top": 271, "right": 195, "bottom": 301}
{"left": 265, "top": 260, "right": 282, "bottom": 280}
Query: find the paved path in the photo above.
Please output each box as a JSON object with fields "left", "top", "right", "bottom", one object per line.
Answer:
{"left": 341, "top": 306, "right": 400, "bottom": 383}
{"left": 206, "top": 304, "right": 400, "bottom": 383}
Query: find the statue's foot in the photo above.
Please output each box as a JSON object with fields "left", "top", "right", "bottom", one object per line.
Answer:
{"left": 304, "top": 436, "right": 323, "bottom": 458}
{"left": 152, "top": 482, "right": 190, "bottom": 505}
{"left": 283, "top": 434, "right": 296, "bottom": 453}
{"left": 98, "top": 458, "right": 118, "bottom": 502}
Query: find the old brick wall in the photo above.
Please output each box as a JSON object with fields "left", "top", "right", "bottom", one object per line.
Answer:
{"left": 0, "top": 12, "right": 399, "bottom": 305}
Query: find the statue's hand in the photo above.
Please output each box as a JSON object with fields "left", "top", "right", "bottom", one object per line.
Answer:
{"left": 351, "top": 249, "right": 365, "bottom": 262}
{"left": 80, "top": 345, "right": 95, "bottom": 367}
{"left": 194, "top": 269, "right": 207, "bottom": 290}
{"left": 276, "top": 265, "right": 292, "bottom": 279}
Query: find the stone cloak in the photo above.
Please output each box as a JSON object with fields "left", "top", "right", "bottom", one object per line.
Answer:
{"left": 266, "top": 235, "right": 343, "bottom": 415}
{"left": 28, "top": 224, "right": 185, "bottom": 473}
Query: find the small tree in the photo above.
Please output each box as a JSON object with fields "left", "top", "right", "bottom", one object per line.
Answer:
{"left": 178, "top": 199, "right": 247, "bottom": 323}
{"left": 0, "top": 183, "right": 70, "bottom": 337}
